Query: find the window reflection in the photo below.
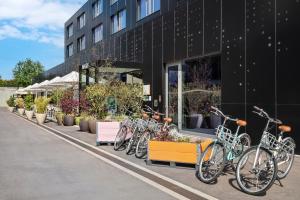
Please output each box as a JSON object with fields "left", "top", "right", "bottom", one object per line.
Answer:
{"left": 182, "top": 56, "right": 221, "bottom": 131}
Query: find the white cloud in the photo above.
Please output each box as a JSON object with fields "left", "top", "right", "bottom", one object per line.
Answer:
{"left": 0, "top": 0, "right": 87, "bottom": 47}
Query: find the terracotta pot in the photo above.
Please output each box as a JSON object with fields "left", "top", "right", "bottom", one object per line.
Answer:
{"left": 25, "top": 110, "right": 34, "bottom": 120}
{"left": 18, "top": 108, "right": 25, "bottom": 115}
{"left": 79, "top": 119, "right": 89, "bottom": 132}
{"left": 64, "top": 115, "right": 74, "bottom": 126}
{"left": 35, "top": 113, "right": 46, "bottom": 124}
{"left": 8, "top": 107, "right": 14, "bottom": 112}
{"left": 88, "top": 119, "right": 97, "bottom": 134}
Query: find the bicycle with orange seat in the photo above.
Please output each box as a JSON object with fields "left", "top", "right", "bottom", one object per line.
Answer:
{"left": 197, "top": 106, "right": 251, "bottom": 183}
{"left": 236, "top": 106, "right": 295, "bottom": 195}
{"left": 135, "top": 105, "right": 178, "bottom": 158}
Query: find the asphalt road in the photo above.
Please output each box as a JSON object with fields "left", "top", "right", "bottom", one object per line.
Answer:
{"left": 0, "top": 109, "right": 175, "bottom": 200}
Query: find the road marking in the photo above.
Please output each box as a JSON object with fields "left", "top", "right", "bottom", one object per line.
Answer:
{"left": 12, "top": 113, "right": 218, "bottom": 200}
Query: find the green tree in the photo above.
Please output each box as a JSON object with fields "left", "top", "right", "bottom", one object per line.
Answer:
{"left": 13, "top": 59, "right": 44, "bottom": 87}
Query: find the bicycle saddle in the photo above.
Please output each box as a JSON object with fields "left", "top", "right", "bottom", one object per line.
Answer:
{"left": 278, "top": 125, "right": 291, "bottom": 133}
{"left": 236, "top": 120, "right": 247, "bottom": 127}
{"left": 152, "top": 115, "right": 160, "bottom": 120}
{"left": 142, "top": 113, "right": 149, "bottom": 119}
{"left": 163, "top": 117, "right": 172, "bottom": 123}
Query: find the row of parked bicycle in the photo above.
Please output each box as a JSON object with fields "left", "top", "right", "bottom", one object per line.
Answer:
{"left": 112, "top": 105, "right": 295, "bottom": 195}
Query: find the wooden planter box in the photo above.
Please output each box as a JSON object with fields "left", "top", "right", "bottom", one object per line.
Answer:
{"left": 147, "top": 139, "right": 212, "bottom": 165}
{"left": 96, "top": 122, "right": 121, "bottom": 145}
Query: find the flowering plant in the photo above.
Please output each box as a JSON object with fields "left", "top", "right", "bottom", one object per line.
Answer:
{"left": 60, "top": 89, "right": 79, "bottom": 115}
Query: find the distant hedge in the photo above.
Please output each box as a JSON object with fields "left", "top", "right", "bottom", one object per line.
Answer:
{"left": 0, "top": 79, "right": 18, "bottom": 87}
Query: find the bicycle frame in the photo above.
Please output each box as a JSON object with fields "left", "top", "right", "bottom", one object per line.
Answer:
{"left": 209, "top": 110, "right": 245, "bottom": 161}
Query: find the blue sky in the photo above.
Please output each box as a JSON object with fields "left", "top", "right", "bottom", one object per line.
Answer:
{"left": 0, "top": 0, "right": 87, "bottom": 79}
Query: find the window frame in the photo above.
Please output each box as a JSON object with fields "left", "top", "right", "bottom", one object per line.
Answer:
{"left": 111, "top": 9, "right": 127, "bottom": 34}
{"left": 77, "top": 35, "right": 86, "bottom": 52}
{"left": 136, "top": 0, "right": 160, "bottom": 21}
{"left": 67, "top": 43, "right": 74, "bottom": 57}
{"left": 93, "top": 24, "right": 103, "bottom": 44}
{"left": 78, "top": 13, "right": 86, "bottom": 29}
{"left": 67, "top": 23, "right": 73, "bottom": 38}
{"left": 92, "top": 0, "right": 103, "bottom": 18}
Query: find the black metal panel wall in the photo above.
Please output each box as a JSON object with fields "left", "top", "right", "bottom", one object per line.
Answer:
{"left": 204, "top": 0, "right": 221, "bottom": 54}
{"left": 45, "top": 0, "right": 300, "bottom": 153}
{"left": 187, "top": 0, "right": 203, "bottom": 57}
{"left": 174, "top": 1, "right": 187, "bottom": 60}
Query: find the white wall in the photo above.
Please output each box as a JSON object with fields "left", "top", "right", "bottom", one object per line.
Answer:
{"left": 0, "top": 87, "right": 18, "bottom": 107}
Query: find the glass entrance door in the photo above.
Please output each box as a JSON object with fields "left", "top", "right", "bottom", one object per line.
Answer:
{"left": 165, "top": 63, "right": 182, "bottom": 129}
{"left": 165, "top": 56, "right": 221, "bottom": 132}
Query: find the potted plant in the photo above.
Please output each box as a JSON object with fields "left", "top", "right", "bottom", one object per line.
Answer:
{"left": 86, "top": 84, "right": 108, "bottom": 134}
{"left": 34, "top": 97, "right": 50, "bottom": 124}
{"left": 77, "top": 91, "right": 90, "bottom": 131}
{"left": 16, "top": 97, "right": 25, "bottom": 115}
{"left": 79, "top": 113, "right": 90, "bottom": 132}
{"left": 6, "top": 96, "right": 15, "bottom": 112}
{"left": 148, "top": 132, "right": 212, "bottom": 165}
{"left": 60, "top": 89, "right": 79, "bottom": 126}
{"left": 55, "top": 111, "right": 64, "bottom": 126}
{"left": 24, "top": 93, "right": 34, "bottom": 120}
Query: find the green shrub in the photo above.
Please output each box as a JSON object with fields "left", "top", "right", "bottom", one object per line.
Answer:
{"left": 35, "top": 97, "right": 50, "bottom": 114}
{"left": 24, "top": 93, "right": 34, "bottom": 110}
{"left": 85, "top": 84, "right": 108, "bottom": 120}
{"left": 15, "top": 97, "right": 24, "bottom": 108}
{"left": 51, "top": 88, "right": 64, "bottom": 106}
{"left": 6, "top": 96, "right": 15, "bottom": 107}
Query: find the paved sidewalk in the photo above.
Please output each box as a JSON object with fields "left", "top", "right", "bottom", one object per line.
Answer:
{"left": 0, "top": 109, "right": 176, "bottom": 200}
{"left": 44, "top": 120, "right": 300, "bottom": 200}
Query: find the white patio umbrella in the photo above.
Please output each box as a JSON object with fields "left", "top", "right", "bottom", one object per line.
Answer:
{"left": 28, "top": 83, "right": 43, "bottom": 97}
{"left": 15, "top": 88, "right": 27, "bottom": 95}
{"left": 37, "top": 80, "right": 50, "bottom": 96}
{"left": 55, "top": 71, "right": 79, "bottom": 85}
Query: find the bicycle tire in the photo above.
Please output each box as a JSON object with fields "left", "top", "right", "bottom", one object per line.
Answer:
{"left": 236, "top": 146, "right": 277, "bottom": 196}
{"left": 114, "top": 125, "right": 127, "bottom": 151}
{"left": 277, "top": 137, "right": 295, "bottom": 179}
{"left": 196, "top": 142, "right": 225, "bottom": 183}
{"left": 135, "top": 131, "right": 151, "bottom": 158}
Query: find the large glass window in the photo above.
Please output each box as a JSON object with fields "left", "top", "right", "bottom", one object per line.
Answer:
{"left": 111, "top": 9, "right": 126, "bottom": 34}
{"left": 78, "top": 13, "right": 86, "bottom": 29}
{"left": 78, "top": 35, "right": 86, "bottom": 51}
{"left": 182, "top": 56, "right": 221, "bottom": 131}
{"left": 67, "top": 43, "right": 73, "bottom": 57}
{"left": 67, "top": 23, "right": 73, "bottom": 38}
{"left": 93, "top": 0, "right": 103, "bottom": 18}
{"left": 137, "top": 0, "right": 160, "bottom": 20}
{"left": 93, "top": 24, "right": 103, "bottom": 43}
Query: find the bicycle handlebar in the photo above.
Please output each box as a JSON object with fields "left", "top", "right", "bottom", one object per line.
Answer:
{"left": 253, "top": 106, "right": 282, "bottom": 124}
{"left": 210, "top": 106, "right": 238, "bottom": 122}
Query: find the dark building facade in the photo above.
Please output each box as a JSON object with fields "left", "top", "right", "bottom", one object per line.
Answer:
{"left": 44, "top": 0, "right": 300, "bottom": 153}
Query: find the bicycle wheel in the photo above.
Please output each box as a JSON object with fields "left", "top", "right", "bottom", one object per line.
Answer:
{"left": 231, "top": 133, "right": 252, "bottom": 169}
{"left": 135, "top": 131, "right": 151, "bottom": 158}
{"left": 126, "top": 128, "right": 138, "bottom": 154}
{"left": 236, "top": 146, "right": 277, "bottom": 195}
{"left": 277, "top": 137, "right": 295, "bottom": 179}
{"left": 114, "top": 125, "right": 128, "bottom": 150}
{"left": 196, "top": 142, "right": 225, "bottom": 183}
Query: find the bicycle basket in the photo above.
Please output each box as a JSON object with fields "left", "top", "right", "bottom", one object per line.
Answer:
{"left": 281, "top": 138, "right": 296, "bottom": 153}
{"left": 148, "top": 119, "right": 160, "bottom": 132}
{"left": 137, "top": 119, "right": 148, "bottom": 132}
{"left": 216, "top": 125, "right": 235, "bottom": 145}
{"left": 260, "top": 132, "right": 280, "bottom": 150}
